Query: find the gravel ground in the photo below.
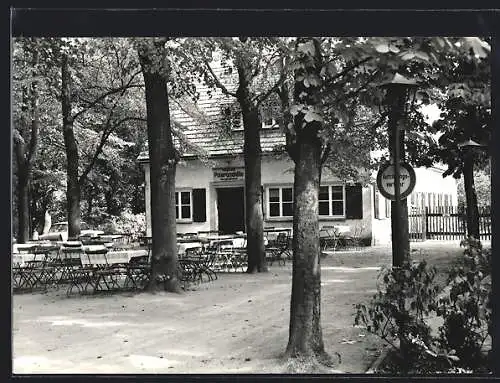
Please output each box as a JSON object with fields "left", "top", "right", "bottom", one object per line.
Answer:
{"left": 12, "top": 241, "right": 465, "bottom": 374}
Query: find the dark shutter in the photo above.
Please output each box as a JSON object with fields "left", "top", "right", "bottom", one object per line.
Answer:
{"left": 374, "top": 189, "right": 380, "bottom": 219}
{"left": 345, "top": 183, "right": 363, "bottom": 219}
{"left": 261, "top": 186, "right": 265, "bottom": 216}
{"left": 192, "top": 188, "right": 206, "bottom": 222}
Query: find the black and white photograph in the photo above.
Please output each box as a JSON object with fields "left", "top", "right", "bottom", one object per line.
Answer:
{"left": 10, "top": 8, "right": 495, "bottom": 377}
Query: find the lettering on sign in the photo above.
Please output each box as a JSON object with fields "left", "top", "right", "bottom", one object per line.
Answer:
{"left": 213, "top": 167, "right": 245, "bottom": 182}
{"left": 376, "top": 162, "right": 416, "bottom": 200}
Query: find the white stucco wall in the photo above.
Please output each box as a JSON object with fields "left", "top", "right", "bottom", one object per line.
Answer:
{"left": 371, "top": 166, "right": 459, "bottom": 245}
{"left": 143, "top": 154, "right": 373, "bottom": 241}
{"left": 412, "top": 167, "right": 458, "bottom": 205}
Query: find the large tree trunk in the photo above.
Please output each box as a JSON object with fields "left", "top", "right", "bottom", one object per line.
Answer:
{"left": 286, "top": 38, "right": 327, "bottom": 362}
{"left": 242, "top": 109, "right": 267, "bottom": 273}
{"left": 16, "top": 172, "right": 30, "bottom": 243}
{"left": 234, "top": 56, "right": 267, "bottom": 273}
{"left": 286, "top": 126, "right": 326, "bottom": 358}
{"left": 61, "top": 53, "right": 81, "bottom": 240}
{"left": 138, "top": 41, "right": 181, "bottom": 293}
{"left": 463, "top": 152, "right": 480, "bottom": 239}
{"left": 14, "top": 47, "right": 40, "bottom": 243}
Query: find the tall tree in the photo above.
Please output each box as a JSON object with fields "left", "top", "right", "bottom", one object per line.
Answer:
{"left": 60, "top": 51, "right": 82, "bottom": 239}
{"left": 55, "top": 38, "right": 144, "bottom": 238}
{"left": 12, "top": 38, "right": 41, "bottom": 243}
{"left": 136, "top": 38, "right": 181, "bottom": 293}
{"left": 285, "top": 37, "right": 328, "bottom": 361}
{"left": 187, "top": 37, "right": 288, "bottom": 273}
{"left": 279, "top": 36, "right": 477, "bottom": 365}
{"left": 429, "top": 41, "right": 490, "bottom": 239}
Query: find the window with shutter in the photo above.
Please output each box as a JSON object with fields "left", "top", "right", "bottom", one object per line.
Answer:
{"left": 192, "top": 188, "right": 207, "bottom": 222}
{"left": 345, "top": 183, "right": 363, "bottom": 219}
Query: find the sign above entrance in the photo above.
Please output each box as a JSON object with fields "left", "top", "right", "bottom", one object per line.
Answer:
{"left": 213, "top": 167, "right": 245, "bottom": 182}
{"left": 376, "top": 162, "right": 416, "bottom": 200}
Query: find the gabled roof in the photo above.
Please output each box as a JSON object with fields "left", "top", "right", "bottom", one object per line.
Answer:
{"left": 137, "top": 60, "right": 286, "bottom": 163}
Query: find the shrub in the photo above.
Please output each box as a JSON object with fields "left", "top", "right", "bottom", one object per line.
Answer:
{"left": 99, "top": 210, "right": 146, "bottom": 241}
{"left": 354, "top": 238, "right": 492, "bottom": 374}
{"left": 354, "top": 260, "right": 441, "bottom": 373}
{"left": 436, "top": 237, "right": 492, "bottom": 371}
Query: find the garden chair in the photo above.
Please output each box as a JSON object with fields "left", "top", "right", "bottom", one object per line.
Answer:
{"left": 265, "top": 231, "right": 290, "bottom": 266}
{"left": 342, "top": 225, "right": 364, "bottom": 251}
{"left": 320, "top": 226, "right": 340, "bottom": 252}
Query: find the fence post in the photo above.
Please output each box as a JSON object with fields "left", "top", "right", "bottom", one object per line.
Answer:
{"left": 422, "top": 207, "right": 428, "bottom": 240}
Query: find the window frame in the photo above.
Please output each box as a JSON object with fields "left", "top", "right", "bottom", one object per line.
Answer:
{"left": 175, "top": 189, "right": 193, "bottom": 223}
{"left": 266, "top": 185, "right": 294, "bottom": 220}
{"left": 230, "top": 112, "right": 244, "bottom": 132}
{"left": 260, "top": 107, "right": 279, "bottom": 130}
{"left": 318, "top": 184, "right": 346, "bottom": 219}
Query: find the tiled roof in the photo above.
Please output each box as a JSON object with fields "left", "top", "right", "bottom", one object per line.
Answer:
{"left": 137, "top": 60, "right": 286, "bottom": 163}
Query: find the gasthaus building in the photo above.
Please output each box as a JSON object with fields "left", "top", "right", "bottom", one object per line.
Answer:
{"left": 138, "top": 61, "right": 457, "bottom": 246}
{"left": 138, "top": 130, "right": 372, "bottom": 243}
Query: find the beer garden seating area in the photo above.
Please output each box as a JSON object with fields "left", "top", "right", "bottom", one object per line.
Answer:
{"left": 12, "top": 225, "right": 359, "bottom": 296}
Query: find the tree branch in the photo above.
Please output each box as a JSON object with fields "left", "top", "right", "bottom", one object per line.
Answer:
{"left": 72, "top": 70, "right": 143, "bottom": 121}
{"left": 323, "top": 57, "right": 374, "bottom": 88}
{"left": 253, "top": 59, "right": 290, "bottom": 107}
{"left": 320, "top": 143, "right": 332, "bottom": 166}
{"left": 78, "top": 115, "right": 144, "bottom": 186}
{"left": 202, "top": 58, "right": 237, "bottom": 98}
{"left": 333, "top": 70, "right": 381, "bottom": 104}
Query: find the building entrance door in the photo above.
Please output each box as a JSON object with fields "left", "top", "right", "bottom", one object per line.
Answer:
{"left": 217, "top": 187, "right": 245, "bottom": 234}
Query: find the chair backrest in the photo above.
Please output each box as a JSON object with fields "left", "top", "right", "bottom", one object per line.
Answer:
{"left": 60, "top": 245, "right": 83, "bottom": 266}
{"left": 61, "top": 243, "right": 84, "bottom": 262}
{"left": 185, "top": 246, "right": 203, "bottom": 256}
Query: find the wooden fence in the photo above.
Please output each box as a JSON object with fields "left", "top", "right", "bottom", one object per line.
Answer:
{"left": 409, "top": 206, "right": 491, "bottom": 241}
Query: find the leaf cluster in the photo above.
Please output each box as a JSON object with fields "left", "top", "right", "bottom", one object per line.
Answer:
{"left": 354, "top": 241, "right": 492, "bottom": 373}
{"left": 436, "top": 238, "right": 492, "bottom": 370}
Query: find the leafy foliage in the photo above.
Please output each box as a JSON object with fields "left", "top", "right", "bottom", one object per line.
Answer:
{"left": 355, "top": 260, "right": 440, "bottom": 372}
{"left": 98, "top": 209, "right": 146, "bottom": 240}
{"left": 457, "top": 169, "right": 491, "bottom": 208}
{"left": 354, "top": 241, "right": 492, "bottom": 373}
{"left": 436, "top": 238, "right": 491, "bottom": 371}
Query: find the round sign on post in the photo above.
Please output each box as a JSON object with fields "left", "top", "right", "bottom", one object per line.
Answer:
{"left": 376, "top": 162, "right": 416, "bottom": 200}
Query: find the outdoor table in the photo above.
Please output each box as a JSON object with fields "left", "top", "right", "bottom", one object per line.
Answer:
{"left": 81, "top": 249, "right": 150, "bottom": 294}
{"left": 320, "top": 225, "right": 352, "bottom": 251}
{"left": 13, "top": 243, "right": 38, "bottom": 254}
{"left": 12, "top": 252, "right": 48, "bottom": 291}
{"left": 177, "top": 238, "right": 204, "bottom": 255}
{"left": 12, "top": 244, "right": 61, "bottom": 291}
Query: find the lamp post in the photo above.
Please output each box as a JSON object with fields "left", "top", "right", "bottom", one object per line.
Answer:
{"left": 458, "top": 138, "right": 488, "bottom": 240}
{"left": 379, "top": 73, "right": 418, "bottom": 267}
{"left": 458, "top": 138, "right": 490, "bottom": 179}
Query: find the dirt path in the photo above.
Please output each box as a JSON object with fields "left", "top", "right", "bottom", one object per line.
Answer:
{"left": 12, "top": 242, "right": 464, "bottom": 374}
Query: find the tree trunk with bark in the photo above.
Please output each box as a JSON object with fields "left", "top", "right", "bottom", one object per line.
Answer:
{"left": 16, "top": 172, "right": 30, "bottom": 243}
{"left": 14, "top": 47, "right": 40, "bottom": 243}
{"left": 286, "top": 126, "right": 326, "bottom": 359}
{"left": 285, "top": 38, "right": 329, "bottom": 364}
{"left": 61, "top": 53, "right": 81, "bottom": 240}
{"left": 236, "top": 67, "right": 267, "bottom": 273}
{"left": 463, "top": 151, "right": 480, "bottom": 239}
{"left": 138, "top": 41, "right": 181, "bottom": 293}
